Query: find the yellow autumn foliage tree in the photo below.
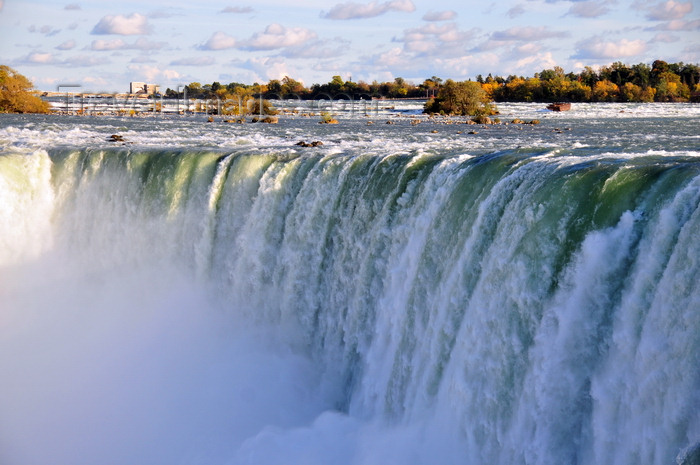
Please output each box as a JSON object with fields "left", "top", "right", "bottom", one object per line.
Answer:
{"left": 0, "top": 65, "right": 50, "bottom": 113}
{"left": 592, "top": 80, "right": 619, "bottom": 102}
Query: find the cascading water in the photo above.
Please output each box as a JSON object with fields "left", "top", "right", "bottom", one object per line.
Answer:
{"left": 0, "top": 104, "right": 699, "bottom": 465}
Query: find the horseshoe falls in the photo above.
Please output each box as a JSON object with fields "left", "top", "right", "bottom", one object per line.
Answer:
{"left": 0, "top": 103, "right": 699, "bottom": 465}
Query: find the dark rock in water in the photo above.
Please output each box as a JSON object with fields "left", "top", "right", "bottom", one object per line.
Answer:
{"left": 108, "top": 134, "right": 125, "bottom": 142}
{"left": 471, "top": 115, "right": 492, "bottom": 124}
{"left": 252, "top": 116, "right": 279, "bottom": 123}
{"left": 295, "top": 140, "right": 324, "bottom": 148}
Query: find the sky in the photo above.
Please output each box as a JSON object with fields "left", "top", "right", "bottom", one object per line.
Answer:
{"left": 0, "top": 0, "right": 698, "bottom": 92}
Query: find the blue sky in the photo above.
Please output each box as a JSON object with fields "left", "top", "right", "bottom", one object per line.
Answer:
{"left": 1, "top": 0, "right": 698, "bottom": 92}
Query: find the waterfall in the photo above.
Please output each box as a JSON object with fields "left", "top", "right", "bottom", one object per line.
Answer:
{"left": 1, "top": 146, "right": 698, "bottom": 465}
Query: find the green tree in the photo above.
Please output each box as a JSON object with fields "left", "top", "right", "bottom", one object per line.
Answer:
{"left": 579, "top": 66, "right": 599, "bottom": 88}
{"left": 424, "top": 79, "right": 494, "bottom": 116}
{"left": 390, "top": 77, "right": 409, "bottom": 97}
{"left": 601, "top": 62, "right": 632, "bottom": 86}
{"left": 631, "top": 63, "right": 652, "bottom": 88}
{"left": 184, "top": 82, "right": 205, "bottom": 99}
{"left": 540, "top": 67, "right": 571, "bottom": 101}
{"left": 266, "top": 79, "right": 282, "bottom": 96}
{"left": 281, "top": 76, "right": 306, "bottom": 97}
{"left": 0, "top": 65, "right": 50, "bottom": 113}
{"left": 655, "top": 71, "right": 690, "bottom": 101}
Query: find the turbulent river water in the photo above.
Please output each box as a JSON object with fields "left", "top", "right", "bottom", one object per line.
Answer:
{"left": 1, "top": 102, "right": 699, "bottom": 465}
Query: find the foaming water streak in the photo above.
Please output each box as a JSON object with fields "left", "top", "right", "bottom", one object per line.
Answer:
{"left": 1, "top": 105, "right": 699, "bottom": 465}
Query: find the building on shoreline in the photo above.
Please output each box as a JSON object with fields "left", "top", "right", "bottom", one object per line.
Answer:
{"left": 129, "top": 82, "right": 160, "bottom": 95}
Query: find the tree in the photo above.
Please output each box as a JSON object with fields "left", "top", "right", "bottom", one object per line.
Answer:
{"left": 390, "top": 77, "right": 409, "bottom": 97}
{"left": 184, "top": 82, "right": 205, "bottom": 99}
{"left": 592, "top": 80, "right": 619, "bottom": 102}
{"left": 601, "top": 62, "right": 632, "bottom": 86}
{"left": 579, "top": 66, "right": 599, "bottom": 88}
{"left": 281, "top": 76, "right": 306, "bottom": 97}
{"left": 424, "top": 79, "right": 494, "bottom": 116}
{"left": 266, "top": 79, "right": 282, "bottom": 96}
{"left": 620, "top": 82, "right": 643, "bottom": 102}
{"left": 655, "top": 71, "right": 690, "bottom": 101}
{"left": 631, "top": 63, "right": 652, "bottom": 88}
{"left": 0, "top": 65, "right": 50, "bottom": 113}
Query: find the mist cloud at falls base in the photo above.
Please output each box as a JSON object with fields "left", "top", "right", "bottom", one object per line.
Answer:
{"left": 0, "top": 256, "right": 340, "bottom": 465}
{"left": 0, "top": 143, "right": 699, "bottom": 465}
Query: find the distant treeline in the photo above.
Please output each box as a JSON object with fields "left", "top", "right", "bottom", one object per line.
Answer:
{"left": 164, "top": 60, "right": 700, "bottom": 103}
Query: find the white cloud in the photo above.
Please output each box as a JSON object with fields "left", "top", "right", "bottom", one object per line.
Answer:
{"left": 396, "top": 22, "right": 476, "bottom": 57}
{"left": 573, "top": 37, "right": 648, "bottom": 59}
{"left": 491, "top": 26, "right": 569, "bottom": 42}
{"left": 170, "top": 57, "right": 216, "bottom": 66}
{"left": 199, "top": 31, "right": 236, "bottom": 50}
{"left": 651, "top": 18, "right": 700, "bottom": 30}
{"left": 680, "top": 43, "right": 700, "bottom": 62}
{"left": 91, "top": 13, "right": 152, "bottom": 35}
{"left": 17, "top": 51, "right": 110, "bottom": 68}
{"left": 63, "top": 55, "right": 110, "bottom": 67}
{"left": 81, "top": 76, "right": 110, "bottom": 87}
{"left": 322, "top": 0, "right": 415, "bottom": 20}
{"left": 368, "top": 46, "right": 411, "bottom": 67}
{"left": 515, "top": 51, "right": 557, "bottom": 71}
{"left": 646, "top": 0, "right": 693, "bottom": 20}
{"left": 37, "top": 76, "right": 59, "bottom": 87}
{"left": 474, "top": 26, "right": 568, "bottom": 52}
{"left": 127, "top": 64, "right": 181, "bottom": 83}
{"left": 240, "top": 24, "right": 317, "bottom": 51}
{"left": 515, "top": 43, "right": 543, "bottom": 55}
{"left": 239, "top": 56, "right": 291, "bottom": 81}
{"left": 90, "top": 39, "right": 127, "bottom": 51}
{"left": 220, "top": 6, "right": 253, "bottom": 14}
{"left": 64, "top": 3, "right": 80, "bottom": 10}
{"left": 56, "top": 40, "right": 77, "bottom": 50}
{"left": 148, "top": 9, "right": 178, "bottom": 19}
{"left": 130, "top": 56, "right": 156, "bottom": 64}
{"left": 507, "top": 4, "right": 526, "bottom": 18}
{"left": 361, "top": 49, "right": 499, "bottom": 81}
{"left": 23, "top": 52, "right": 58, "bottom": 64}
{"left": 567, "top": 1, "right": 611, "bottom": 18}
{"left": 29, "top": 25, "right": 61, "bottom": 36}
{"left": 422, "top": 10, "right": 457, "bottom": 21}
{"left": 283, "top": 38, "right": 349, "bottom": 59}
{"left": 652, "top": 32, "right": 680, "bottom": 42}
{"left": 90, "top": 37, "right": 166, "bottom": 51}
